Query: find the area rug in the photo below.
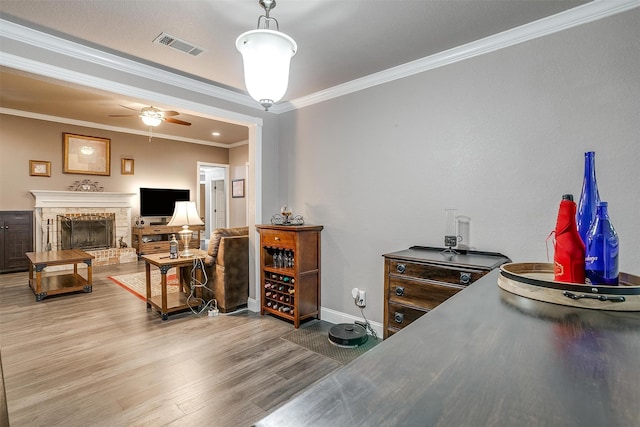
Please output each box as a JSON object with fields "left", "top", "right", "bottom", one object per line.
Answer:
{"left": 282, "top": 320, "right": 381, "bottom": 365}
{"left": 108, "top": 268, "right": 180, "bottom": 301}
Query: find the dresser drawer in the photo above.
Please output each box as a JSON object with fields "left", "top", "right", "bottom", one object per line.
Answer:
{"left": 387, "top": 302, "right": 427, "bottom": 332}
{"left": 261, "top": 229, "right": 295, "bottom": 249}
{"left": 140, "top": 241, "right": 170, "bottom": 253}
{"left": 389, "top": 260, "right": 486, "bottom": 286}
{"left": 388, "top": 276, "right": 463, "bottom": 310}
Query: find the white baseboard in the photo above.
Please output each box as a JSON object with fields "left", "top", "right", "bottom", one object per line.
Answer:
{"left": 247, "top": 297, "right": 259, "bottom": 313}
{"left": 247, "top": 299, "right": 383, "bottom": 338}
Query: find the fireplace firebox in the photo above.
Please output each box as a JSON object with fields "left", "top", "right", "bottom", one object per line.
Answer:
{"left": 58, "top": 213, "right": 115, "bottom": 250}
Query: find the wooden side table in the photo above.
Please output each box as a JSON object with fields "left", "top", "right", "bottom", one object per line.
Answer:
{"left": 25, "top": 249, "right": 94, "bottom": 301}
{"left": 141, "top": 249, "right": 207, "bottom": 320}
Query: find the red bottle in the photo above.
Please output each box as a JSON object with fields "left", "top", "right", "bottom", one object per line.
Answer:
{"left": 554, "top": 194, "right": 586, "bottom": 283}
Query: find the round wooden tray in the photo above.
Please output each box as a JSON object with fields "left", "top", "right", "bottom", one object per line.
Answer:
{"left": 498, "top": 263, "right": 640, "bottom": 311}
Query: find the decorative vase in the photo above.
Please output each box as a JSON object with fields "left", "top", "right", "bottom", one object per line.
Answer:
{"left": 576, "top": 151, "right": 601, "bottom": 246}
{"left": 585, "top": 202, "right": 619, "bottom": 285}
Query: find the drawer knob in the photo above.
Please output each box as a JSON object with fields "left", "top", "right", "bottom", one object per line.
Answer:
{"left": 394, "top": 312, "right": 404, "bottom": 324}
{"left": 395, "top": 286, "right": 405, "bottom": 297}
{"left": 396, "top": 263, "right": 406, "bottom": 274}
{"left": 274, "top": 237, "right": 280, "bottom": 241}
{"left": 460, "top": 272, "right": 472, "bottom": 285}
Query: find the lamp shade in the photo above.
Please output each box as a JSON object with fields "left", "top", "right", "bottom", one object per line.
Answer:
{"left": 236, "top": 29, "right": 297, "bottom": 109}
{"left": 167, "top": 201, "right": 204, "bottom": 227}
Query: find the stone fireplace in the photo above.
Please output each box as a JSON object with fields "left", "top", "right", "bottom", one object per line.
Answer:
{"left": 31, "top": 190, "right": 138, "bottom": 266}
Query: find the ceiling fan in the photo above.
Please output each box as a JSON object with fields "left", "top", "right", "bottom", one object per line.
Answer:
{"left": 109, "top": 106, "right": 191, "bottom": 126}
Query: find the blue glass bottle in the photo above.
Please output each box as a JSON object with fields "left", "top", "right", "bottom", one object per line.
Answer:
{"left": 585, "top": 202, "right": 619, "bottom": 285}
{"left": 576, "top": 151, "right": 600, "bottom": 246}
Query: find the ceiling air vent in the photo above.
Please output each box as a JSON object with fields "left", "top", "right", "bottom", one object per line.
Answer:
{"left": 153, "top": 32, "right": 205, "bottom": 57}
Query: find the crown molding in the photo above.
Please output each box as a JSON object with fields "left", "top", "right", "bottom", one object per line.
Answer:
{"left": 274, "top": 0, "right": 640, "bottom": 113}
{"left": 0, "top": 107, "right": 244, "bottom": 148}
{"left": 2, "top": 0, "right": 639, "bottom": 116}
{"left": 0, "top": 18, "right": 262, "bottom": 111}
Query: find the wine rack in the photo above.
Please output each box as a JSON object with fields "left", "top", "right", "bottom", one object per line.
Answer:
{"left": 256, "top": 224, "right": 323, "bottom": 328}
{"left": 264, "top": 272, "right": 295, "bottom": 314}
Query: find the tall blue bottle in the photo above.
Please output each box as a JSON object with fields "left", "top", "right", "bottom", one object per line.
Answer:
{"left": 585, "top": 202, "right": 619, "bottom": 285}
{"left": 576, "top": 151, "right": 600, "bottom": 245}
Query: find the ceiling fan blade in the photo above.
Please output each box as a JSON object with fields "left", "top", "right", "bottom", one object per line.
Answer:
{"left": 118, "top": 105, "right": 141, "bottom": 112}
{"left": 109, "top": 114, "right": 138, "bottom": 117}
{"left": 164, "top": 117, "right": 192, "bottom": 126}
{"left": 164, "top": 117, "right": 191, "bottom": 126}
{"left": 162, "top": 110, "right": 180, "bottom": 117}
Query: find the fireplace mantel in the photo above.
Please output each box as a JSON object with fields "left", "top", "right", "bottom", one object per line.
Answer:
{"left": 30, "top": 190, "right": 136, "bottom": 208}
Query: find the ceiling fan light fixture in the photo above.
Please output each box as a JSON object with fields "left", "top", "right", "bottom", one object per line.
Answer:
{"left": 236, "top": 0, "right": 297, "bottom": 111}
{"left": 140, "top": 107, "right": 163, "bottom": 127}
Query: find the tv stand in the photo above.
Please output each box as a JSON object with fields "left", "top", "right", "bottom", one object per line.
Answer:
{"left": 150, "top": 221, "right": 167, "bottom": 226}
{"left": 132, "top": 224, "right": 204, "bottom": 255}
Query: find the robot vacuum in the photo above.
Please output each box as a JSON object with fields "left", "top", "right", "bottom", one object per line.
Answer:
{"left": 328, "top": 323, "right": 368, "bottom": 348}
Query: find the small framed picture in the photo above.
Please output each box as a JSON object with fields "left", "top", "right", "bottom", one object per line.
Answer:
{"left": 30, "top": 160, "right": 51, "bottom": 177}
{"left": 121, "top": 158, "right": 134, "bottom": 175}
{"left": 232, "top": 179, "right": 245, "bottom": 198}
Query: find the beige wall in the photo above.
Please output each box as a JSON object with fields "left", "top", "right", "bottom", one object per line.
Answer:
{"left": 229, "top": 144, "right": 249, "bottom": 227}
{"left": 0, "top": 114, "right": 229, "bottom": 217}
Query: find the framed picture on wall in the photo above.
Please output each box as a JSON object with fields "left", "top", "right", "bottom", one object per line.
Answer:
{"left": 232, "top": 179, "right": 245, "bottom": 198}
{"left": 29, "top": 160, "right": 51, "bottom": 177}
{"left": 63, "top": 133, "right": 111, "bottom": 176}
{"left": 121, "top": 158, "right": 134, "bottom": 175}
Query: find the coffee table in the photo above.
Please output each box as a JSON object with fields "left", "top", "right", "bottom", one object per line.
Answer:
{"left": 26, "top": 249, "right": 94, "bottom": 301}
{"left": 141, "top": 249, "right": 207, "bottom": 320}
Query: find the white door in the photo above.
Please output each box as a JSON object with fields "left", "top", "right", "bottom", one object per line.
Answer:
{"left": 213, "top": 179, "right": 226, "bottom": 228}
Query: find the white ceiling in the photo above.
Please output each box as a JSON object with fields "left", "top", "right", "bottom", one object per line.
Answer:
{"left": 0, "top": 0, "right": 598, "bottom": 145}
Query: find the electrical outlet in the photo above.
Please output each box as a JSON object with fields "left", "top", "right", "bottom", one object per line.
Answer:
{"left": 356, "top": 290, "right": 366, "bottom": 307}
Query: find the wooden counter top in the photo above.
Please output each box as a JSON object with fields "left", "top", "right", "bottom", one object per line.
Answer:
{"left": 256, "top": 269, "right": 640, "bottom": 426}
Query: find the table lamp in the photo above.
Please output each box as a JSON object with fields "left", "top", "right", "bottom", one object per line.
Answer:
{"left": 166, "top": 201, "right": 204, "bottom": 257}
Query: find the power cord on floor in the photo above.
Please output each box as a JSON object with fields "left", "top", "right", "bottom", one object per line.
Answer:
{"left": 359, "top": 307, "right": 377, "bottom": 339}
{"left": 185, "top": 257, "right": 216, "bottom": 316}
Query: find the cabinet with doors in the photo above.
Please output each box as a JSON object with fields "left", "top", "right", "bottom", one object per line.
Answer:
{"left": 383, "top": 246, "right": 510, "bottom": 339}
{"left": 0, "top": 211, "right": 33, "bottom": 273}
{"left": 256, "top": 224, "right": 323, "bottom": 328}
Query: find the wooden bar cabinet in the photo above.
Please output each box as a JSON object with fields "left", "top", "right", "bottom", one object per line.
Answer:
{"left": 256, "top": 224, "right": 323, "bottom": 328}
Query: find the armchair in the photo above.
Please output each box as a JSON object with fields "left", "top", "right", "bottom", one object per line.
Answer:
{"left": 201, "top": 226, "right": 249, "bottom": 312}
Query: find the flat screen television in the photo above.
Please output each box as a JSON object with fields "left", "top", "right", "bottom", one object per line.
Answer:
{"left": 140, "top": 187, "right": 190, "bottom": 220}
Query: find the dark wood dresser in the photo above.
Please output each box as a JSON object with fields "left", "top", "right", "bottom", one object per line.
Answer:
{"left": 383, "top": 246, "right": 510, "bottom": 338}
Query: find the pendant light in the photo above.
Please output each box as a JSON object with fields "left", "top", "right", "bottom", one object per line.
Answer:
{"left": 236, "top": 0, "right": 297, "bottom": 111}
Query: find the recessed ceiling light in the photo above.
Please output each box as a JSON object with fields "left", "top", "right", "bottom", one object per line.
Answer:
{"left": 212, "top": 132, "right": 221, "bottom": 137}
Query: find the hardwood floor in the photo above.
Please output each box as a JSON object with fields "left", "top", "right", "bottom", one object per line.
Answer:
{"left": 0, "top": 261, "right": 342, "bottom": 426}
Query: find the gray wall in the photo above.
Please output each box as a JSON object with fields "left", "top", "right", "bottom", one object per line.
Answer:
{"left": 278, "top": 9, "right": 640, "bottom": 323}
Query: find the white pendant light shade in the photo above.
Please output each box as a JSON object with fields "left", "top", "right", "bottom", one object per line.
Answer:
{"left": 236, "top": 29, "right": 297, "bottom": 110}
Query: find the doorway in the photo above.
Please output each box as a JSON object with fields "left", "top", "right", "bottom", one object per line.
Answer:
{"left": 198, "top": 163, "right": 229, "bottom": 248}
